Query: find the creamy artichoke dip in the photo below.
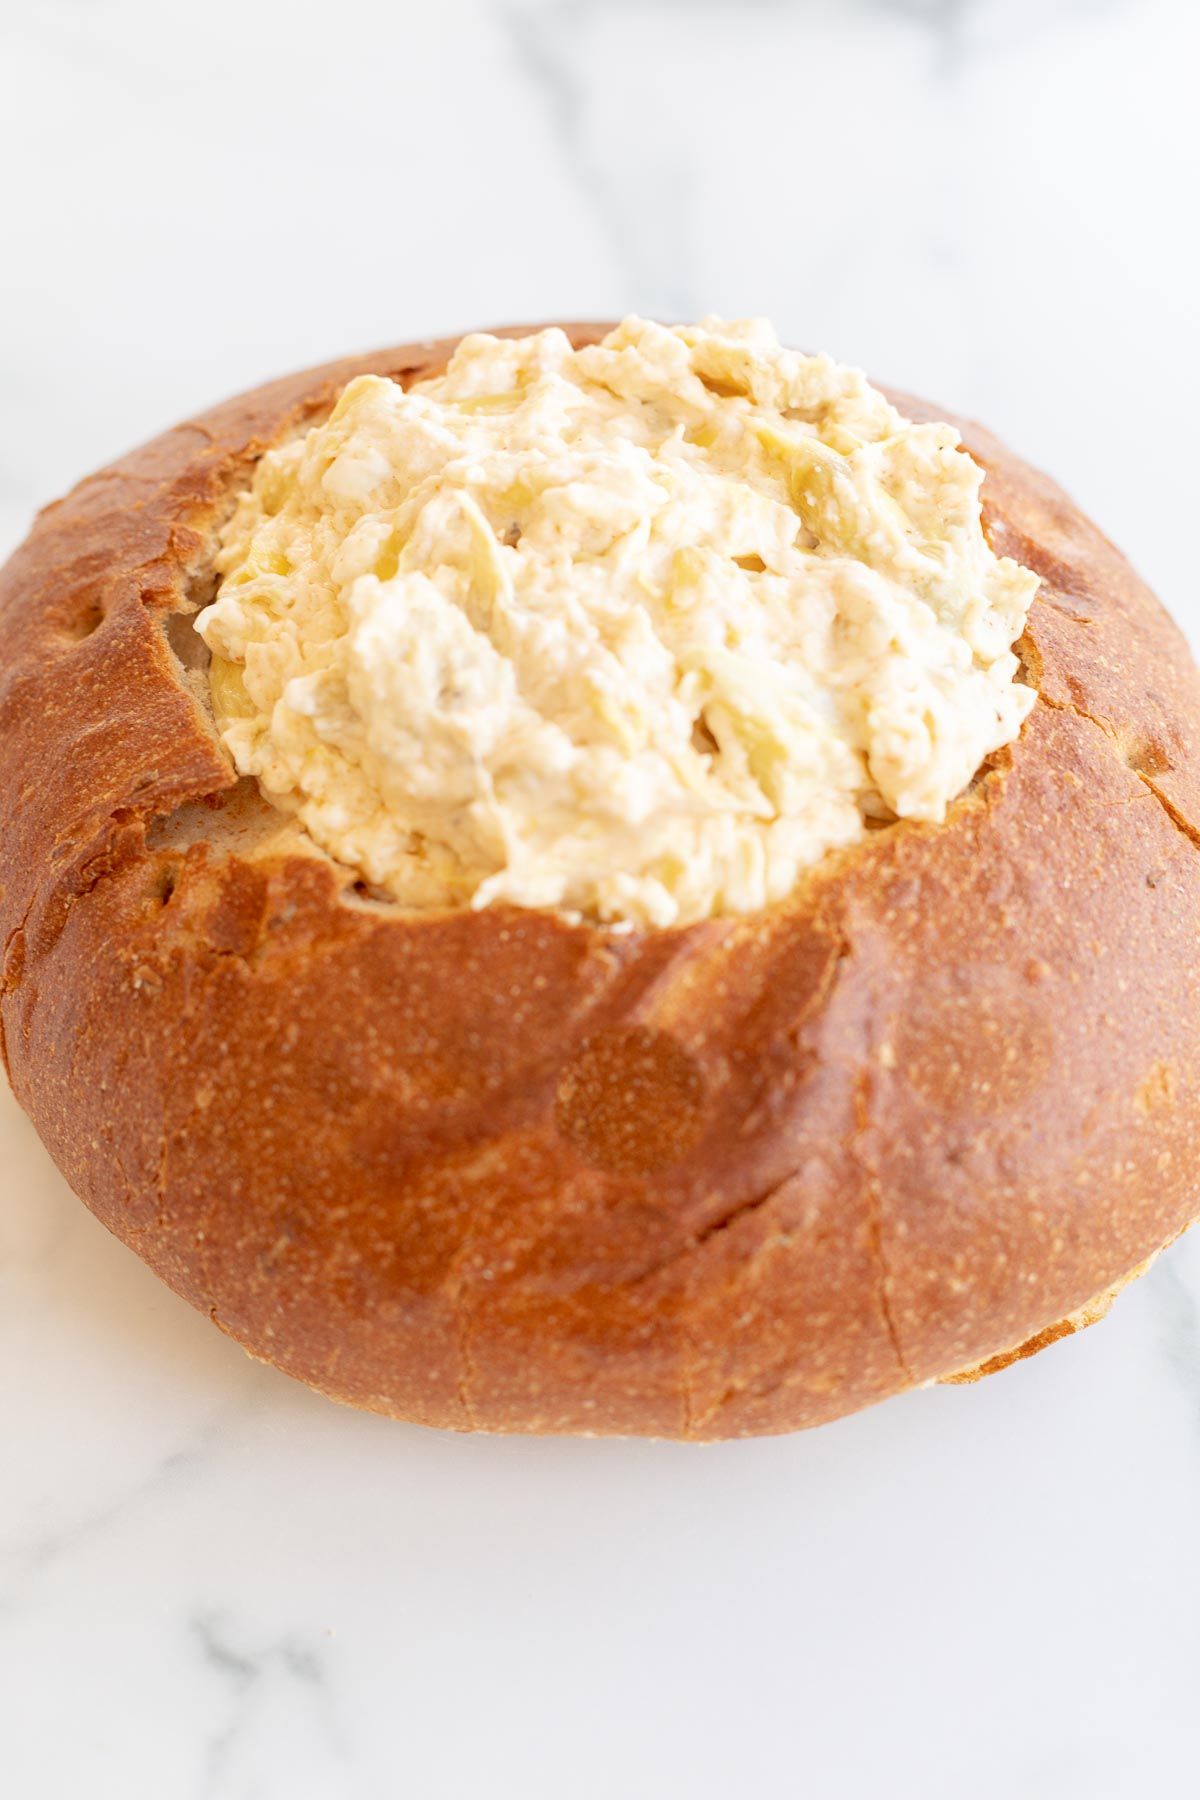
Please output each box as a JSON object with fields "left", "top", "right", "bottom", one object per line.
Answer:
{"left": 196, "top": 317, "right": 1037, "bottom": 927}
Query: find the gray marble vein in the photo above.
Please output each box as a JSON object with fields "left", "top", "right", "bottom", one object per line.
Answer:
{"left": 1146, "top": 1237, "right": 1200, "bottom": 1439}
{"left": 194, "top": 1613, "right": 344, "bottom": 1798}
{"left": 501, "top": 0, "right": 702, "bottom": 318}
{"left": 861, "top": 0, "right": 1130, "bottom": 58}
{"left": 0, "top": 1448, "right": 197, "bottom": 1619}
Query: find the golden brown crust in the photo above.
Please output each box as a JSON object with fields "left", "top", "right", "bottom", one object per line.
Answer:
{"left": 3, "top": 325, "right": 1199, "bottom": 1438}
{"left": 938, "top": 1255, "right": 1155, "bottom": 1385}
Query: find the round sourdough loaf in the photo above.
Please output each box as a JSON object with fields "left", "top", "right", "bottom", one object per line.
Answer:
{"left": 2, "top": 325, "right": 1199, "bottom": 1438}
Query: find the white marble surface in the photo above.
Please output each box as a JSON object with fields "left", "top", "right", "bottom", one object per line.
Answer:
{"left": 2, "top": 1, "right": 1200, "bottom": 1794}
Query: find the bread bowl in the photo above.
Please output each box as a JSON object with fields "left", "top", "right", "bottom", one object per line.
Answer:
{"left": 2, "top": 317, "right": 1198, "bottom": 1437}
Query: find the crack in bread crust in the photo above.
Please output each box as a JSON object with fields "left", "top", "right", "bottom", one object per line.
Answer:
{"left": 851, "top": 1071, "right": 915, "bottom": 1388}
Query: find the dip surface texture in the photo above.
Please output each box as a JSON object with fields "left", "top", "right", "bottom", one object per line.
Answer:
{"left": 197, "top": 317, "right": 1038, "bottom": 925}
